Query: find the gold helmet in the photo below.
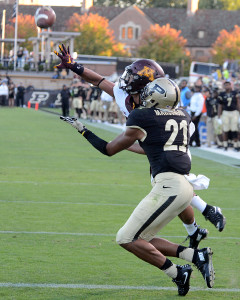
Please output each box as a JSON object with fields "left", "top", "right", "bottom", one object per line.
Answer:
{"left": 141, "top": 78, "right": 180, "bottom": 109}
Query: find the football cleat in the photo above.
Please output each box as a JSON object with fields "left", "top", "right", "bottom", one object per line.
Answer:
{"left": 204, "top": 206, "right": 226, "bottom": 232}
{"left": 185, "top": 227, "right": 208, "bottom": 249}
{"left": 194, "top": 247, "right": 215, "bottom": 288}
{"left": 172, "top": 264, "right": 193, "bottom": 296}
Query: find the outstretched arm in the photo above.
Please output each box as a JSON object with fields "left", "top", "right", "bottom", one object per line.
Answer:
{"left": 60, "top": 117, "right": 144, "bottom": 156}
{"left": 54, "top": 44, "right": 114, "bottom": 96}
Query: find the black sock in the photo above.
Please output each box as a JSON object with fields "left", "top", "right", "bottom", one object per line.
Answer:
{"left": 202, "top": 204, "right": 212, "bottom": 217}
{"left": 176, "top": 245, "right": 187, "bottom": 258}
{"left": 160, "top": 258, "right": 173, "bottom": 270}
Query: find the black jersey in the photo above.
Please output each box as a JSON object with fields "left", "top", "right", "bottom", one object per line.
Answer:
{"left": 218, "top": 91, "right": 238, "bottom": 111}
{"left": 126, "top": 107, "right": 191, "bottom": 177}
{"left": 206, "top": 96, "right": 218, "bottom": 118}
{"left": 89, "top": 87, "right": 101, "bottom": 101}
{"left": 72, "top": 86, "right": 80, "bottom": 98}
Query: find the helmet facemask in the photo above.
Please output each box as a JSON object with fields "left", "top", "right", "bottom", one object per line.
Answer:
{"left": 119, "top": 66, "right": 150, "bottom": 94}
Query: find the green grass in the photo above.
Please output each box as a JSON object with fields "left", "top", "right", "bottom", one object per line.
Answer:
{"left": 0, "top": 107, "right": 239, "bottom": 299}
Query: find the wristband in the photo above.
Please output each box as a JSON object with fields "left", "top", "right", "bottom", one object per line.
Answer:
{"left": 71, "top": 63, "right": 84, "bottom": 76}
{"left": 97, "top": 77, "right": 105, "bottom": 87}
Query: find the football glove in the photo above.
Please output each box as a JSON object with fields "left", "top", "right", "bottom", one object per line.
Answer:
{"left": 60, "top": 116, "right": 85, "bottom": 132}
{"left": 54, "top": 44, "right": 75, "bottom": 69}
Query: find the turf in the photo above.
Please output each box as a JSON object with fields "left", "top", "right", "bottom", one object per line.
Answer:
{"left": 0, "top": 107, "right": 239, "bottom": 299}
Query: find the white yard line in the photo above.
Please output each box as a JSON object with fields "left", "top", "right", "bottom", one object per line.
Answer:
{"left": 0, "top": 282, "right": 239, "bottom": 292}
{"left": 0, "top": 231, "right": 239, "bottom": 240}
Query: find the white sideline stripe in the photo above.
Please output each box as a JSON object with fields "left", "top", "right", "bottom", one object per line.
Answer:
{"left": 0, "top": 231, "right": 239, "bottom": 240}
{"left": 0, "top": 282, "right": 239, "bottom": 292}
{"left": 0, "top": 180, "right": 147, "bottom": 187}
{"left": 0, "top": 199, "right": 239, "bottom": 210}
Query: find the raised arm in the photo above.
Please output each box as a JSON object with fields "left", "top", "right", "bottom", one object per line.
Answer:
{"left": 54, "top": 44, "right": 114, "bottom": 96}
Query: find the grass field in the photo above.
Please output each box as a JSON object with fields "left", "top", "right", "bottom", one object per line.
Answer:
{"left": 0, "top": 107, "right": 239, "bottom": 300}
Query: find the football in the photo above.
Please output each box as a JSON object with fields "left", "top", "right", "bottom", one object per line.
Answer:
{"left": 35, "top": 6, "right": 56, "bottom": 29}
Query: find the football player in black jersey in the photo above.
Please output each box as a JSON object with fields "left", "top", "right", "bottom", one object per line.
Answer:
{"left": 218, "top": 81, "right": 240, "bottom": 151}
{"left": 205, "top": 88, "right": 223, "bottom": 148}
{"left": 54, "top": 44, "right": 226, "bottom": 246}
{"left": 60, "top": 78, "right": 215, "bottom": 296}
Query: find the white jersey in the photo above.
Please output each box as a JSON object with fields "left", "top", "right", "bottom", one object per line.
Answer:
{"left": 113, "top": 84, "right": 134, "bottom": 118}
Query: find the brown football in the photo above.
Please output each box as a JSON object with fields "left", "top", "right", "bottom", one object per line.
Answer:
{"left": 35, "top": 6, "right": 56, "bottom": 29}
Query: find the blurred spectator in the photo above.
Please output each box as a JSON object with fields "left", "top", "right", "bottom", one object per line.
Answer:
{"left": 8, "top": 79, "right": 15, "bottom": 107}
{"left": 16, "top": 82, "right": 25, "bottom": 107}
{"left": 0, "top": 82, "right": 9, "bottom": 106}
{"left": 71, "top": 78, "right": 83, "bottom": 119}
{"left": 108, "top": 98, "right": 119, "bottom": 124}
{"left": 17, "top": 47, "right": 23, "bottom": 68}
{"left": 101, "top": 90, "right": 113, "bottom": 122}
{"left": 23, "top": 48, "right": 29, "bottom": 66}
{"left": 189, "top": 85, "right": 205, "bottom": 147}
{"left": 211, "top": 70, "right": 218, "bottom": 81}
{"left": 79, "top": 79, "right": 90, "bottom": 119}
{"left": 205, "top": 88, "right": 218, "bottom": 147}
{"left": 218, "top": 81, "right": 240, "bottom": 151}
{"left": 216, "top": 69, "right": 222, "bottom": 81}
{"left": 60, "top": 85, "right": 70, "bottom": 117}
{"left": 88, "top": 85, "right": 102, "bottom": 122}
{"left": 222, "top": 68, "right": 229, "bottom": 80}
{"left": 179, "top": 80, "right": 191, "bottom": 113}
{"left": 195, "top": 76, "right": 204, "bottom": 87}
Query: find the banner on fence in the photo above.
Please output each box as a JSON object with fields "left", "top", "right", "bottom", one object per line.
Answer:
{"left": 24, "top": 89, "right": 62, "bottom": 107}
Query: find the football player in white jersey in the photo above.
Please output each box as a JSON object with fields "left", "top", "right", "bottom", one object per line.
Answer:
{"left": 54, "top": 44, "right": 226, "bottom": 250}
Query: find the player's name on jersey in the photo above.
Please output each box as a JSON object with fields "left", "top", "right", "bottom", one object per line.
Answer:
{"left": 154, "top": 109, "right": 185, "bottom": 116}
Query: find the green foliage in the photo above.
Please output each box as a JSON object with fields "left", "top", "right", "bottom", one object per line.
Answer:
{"left": 199, "top": 0, "right": 224, "bottom": 9}
{"left": 66, "top": 13, "right": 128, "bottom": 57}
{"left": 23, "top": 63, "right": 30, "bottom": 71}
{"left": 222, "top": 0, "right": 240, "bottom": 10}
{"left": 38, "top": 64, "right": 44, "bottom": 71}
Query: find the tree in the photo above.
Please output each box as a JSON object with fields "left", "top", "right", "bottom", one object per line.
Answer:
{"left": 221, "top": 0, "right": 240, "bottom": 10}
{"left": 136, "top": 24, "right": 190, "bottom": 64}
{"left": 5, "top": 14, "right": 38, "bottom": 52}
{"left": 199, "top": 0, "right": 224, "bottom": 9}
{"left": 66, "top": 13, "right": 128, "bottom": 57}
{"left": 212, "top": 25, "right": 240, "bottom": 64}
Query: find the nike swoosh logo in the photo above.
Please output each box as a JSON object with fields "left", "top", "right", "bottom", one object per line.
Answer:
{"left": 183, "top": 272, "right": 188, "bottom": 284}
{"left": 163, "top": 186, "right": 171, "bottom": 188}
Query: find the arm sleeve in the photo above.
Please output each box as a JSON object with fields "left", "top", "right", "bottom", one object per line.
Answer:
{"left": 81, "top": 130, "right": 109, "bottom": 156}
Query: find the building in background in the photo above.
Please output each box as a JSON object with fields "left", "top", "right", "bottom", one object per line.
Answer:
{"left": 1, "top": 0, "right": 240, "bottom": 61}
